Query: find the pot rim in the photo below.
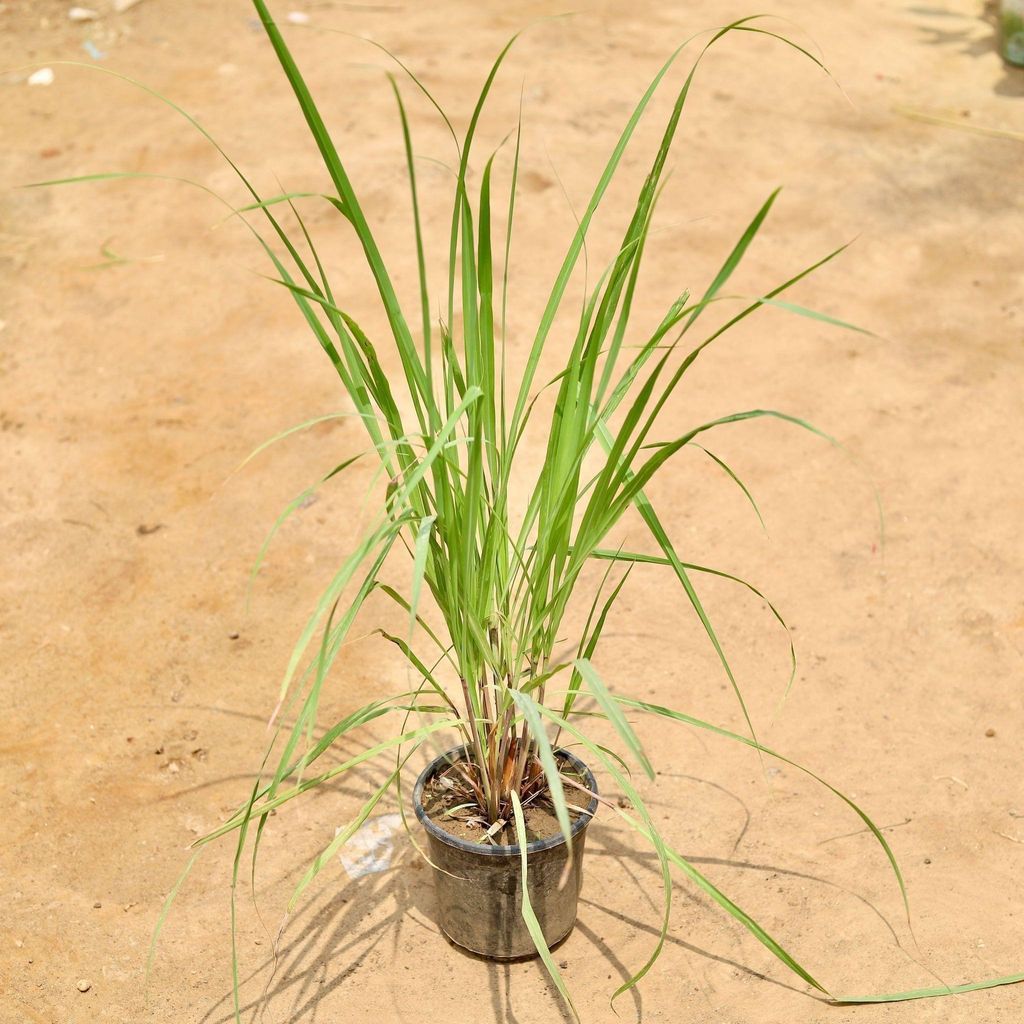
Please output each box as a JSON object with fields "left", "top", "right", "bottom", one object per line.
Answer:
{"left": 412, "top": 744, "right": 598, "bottom": 857}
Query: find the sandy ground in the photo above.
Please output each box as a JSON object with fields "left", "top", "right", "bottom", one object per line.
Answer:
{"left": 2, "top": 0, "right": 1023, "bottom": 1022}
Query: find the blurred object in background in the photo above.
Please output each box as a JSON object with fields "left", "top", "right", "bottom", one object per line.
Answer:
{"left": 1000, "top": 0, "right": 1024, "bottom": 64}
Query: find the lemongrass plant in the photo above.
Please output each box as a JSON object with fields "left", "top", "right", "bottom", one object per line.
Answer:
{"left": 197, "top": 6, "right": 901, "bottom": 1011}
{"left": 34, "top": 1, "right": 1024, "bottom": 1018}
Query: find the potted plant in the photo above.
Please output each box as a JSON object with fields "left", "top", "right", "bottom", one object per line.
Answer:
{"left": 183, "top": 6, "right": 893, "bottom": 1012}
{"left": 36, "top": 2, "right": 1023, "bottom": 1018}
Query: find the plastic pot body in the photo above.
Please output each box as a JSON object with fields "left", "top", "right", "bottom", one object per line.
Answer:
{"left": 1000, "top": 0, "right": 1024, "bottom": 65}
{"left": 412, "top": 746, "right": 598, "bottom": 960}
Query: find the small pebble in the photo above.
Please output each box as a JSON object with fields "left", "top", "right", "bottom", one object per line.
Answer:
{"left": 77, "top": 980, "right": 91, "bottom": 993}
{"left": 924, "top": 857, "right": 932, "bottom": 864}
{"left": 985, "top": 728, "right": 996, "bottom": 738}
{"left": 228, "top": 632, "right": 239, "bottom": 640}
{"left": 286, "top": 10, "right": 310, "bottom": 24}
{"left": 93, "top": 901, "right": 101, "bottom": 909}
{"left": 27, "top": 68, "right": 55, "bottom": 86}
{"left": 68, "top": 6, "right": 99, "bottom": 20}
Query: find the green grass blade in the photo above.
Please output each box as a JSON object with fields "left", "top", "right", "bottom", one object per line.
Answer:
{"left": 595, "top": 420, "right": 765, "bottom": 769}
{"left": 251, "top": 0, "right": 431, "bottom": 430}
{"left": 694, "top": 445, "right": 767, "bottom": 532}
{"left": 755, "top": 296, "right": 872, "bottom": 334}
{"left": 510, "top": 690, "right": 573, "bottom": 849}
{"left": 290, "top": 758, "right": 406, "bottom": 908}
{"left": 617, "top": 695, "right": 909, "bottom": 918}
{"left": 146, "top": 851, "right": 200, "bottom": 984}
{"left": 529, "top": 705, "right": 671, "bottom": 1003}
{"left": 586, "top": 548, "right": 797, "bottom": 701}
{"left": 388, "top": 75, "right": 432, "bottom": 374}
{"left": 200, "top": 719, "right": 454, "bottom": 846}
{"left": 631, "top": 813, "right": 829, "bottom": 994}
{"left": 682, "top": 187, "right": 780, "bottom": 336}
{"left": 509, "top": 791, "right": 579, "bottom": 1021}
{"left": 561, "top": 561, "right": 632, "bottom": 721}
{"left": 575, "top": 658, "right": 653, "bottom": 780}
{"left": 834, "top": 973, "right": 1024, "bottom": 1004}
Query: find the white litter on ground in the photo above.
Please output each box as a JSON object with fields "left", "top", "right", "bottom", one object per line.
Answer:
{"left": 28, "top": 68, "right": 55, "bottom": 86}
{"left": 336, "top": 813, "right": 402, "bottom": 879}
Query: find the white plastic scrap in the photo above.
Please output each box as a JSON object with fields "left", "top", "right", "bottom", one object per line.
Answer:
{"left": 336, "top": 813, "right": 402, "bottom": 879}
{"left": 27, "top": 68, "right": 55, "bottom": 86}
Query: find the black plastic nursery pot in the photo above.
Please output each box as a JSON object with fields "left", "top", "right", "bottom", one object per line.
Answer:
{"left": 412, "top": 746, "right": 598, "bottom": 960}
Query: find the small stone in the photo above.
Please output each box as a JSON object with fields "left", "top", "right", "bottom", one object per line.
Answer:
{"left": 558, "top": 959, "right": 569, "bottom": 970}
{"left": 985, "top": 728, "right": 996, "bottom": 738}
{"left": 77, "top": 979, "right": 91, "bottom": 993}
{"left": 228, "top": 632, "right": 239, "bottom": 640}
{"left": 27, "top": 68, "right": 55, "bottom": 86}
{"left": 154, "top": 745, "right": 164, "bottom": 755}
{"left": 68, "top": 6, "right": 99, "bottom": 20}
{"left": 92, "top": 901, "right": 101, "bottom": 909}
{"left": 924, "top": 857, "right": 932, "bottom": 864}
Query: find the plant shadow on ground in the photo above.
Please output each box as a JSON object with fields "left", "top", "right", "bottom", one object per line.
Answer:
{"left": 192, "top": 779, "right": 884, "bottom": 1023}
{"left": 911, "top": 1, "right": 1024, "bottom": 95}
{"left": 196, "top": 837, "right": 583, "bottom": 1024}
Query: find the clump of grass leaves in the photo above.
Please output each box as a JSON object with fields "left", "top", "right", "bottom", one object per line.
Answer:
{"left": 30, "top": 2, "right": 1024, "bottom": 1018}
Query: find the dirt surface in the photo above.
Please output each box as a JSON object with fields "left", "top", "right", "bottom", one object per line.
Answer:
{"left": 2, "top": 1, "right": 1023, "bottom": 1022}
{"left": 421, "top": 754, "right": 590, "bottom": 846}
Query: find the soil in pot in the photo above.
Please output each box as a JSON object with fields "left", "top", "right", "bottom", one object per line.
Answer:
{"left": 420, "top": 751, "right": 592, "bottom": 846}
